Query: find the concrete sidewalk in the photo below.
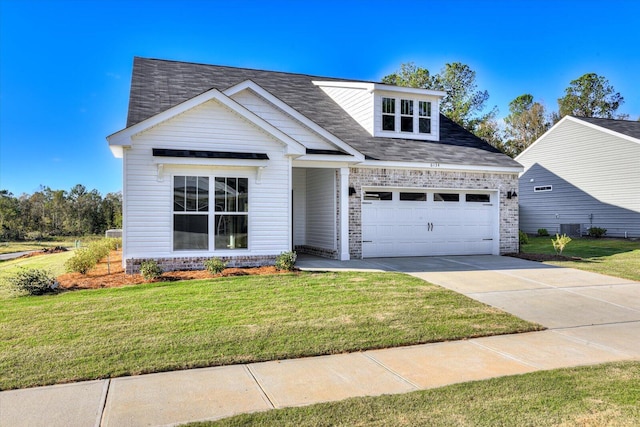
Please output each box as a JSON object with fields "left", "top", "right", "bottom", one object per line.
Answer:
{"left": 2, "top": 255, "right": 639, "bottom": 427}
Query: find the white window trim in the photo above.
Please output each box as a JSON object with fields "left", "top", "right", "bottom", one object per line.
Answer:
{"left": 171, "top": 173, "right": 252, "bottom": 254}
{"left": 376, "top": 94, "right": 436, "bottom": 140}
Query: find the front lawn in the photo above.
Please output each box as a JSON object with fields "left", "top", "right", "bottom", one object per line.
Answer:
{"left": 0, "top": 272, "right": 540, "bottom": 390}
{"left": 521, "top": 236, "right": 640, "bottom": 281}
{"left": 197, "top": 361, "right": 640, "bottom": 426}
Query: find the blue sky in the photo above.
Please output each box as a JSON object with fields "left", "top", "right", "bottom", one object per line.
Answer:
{"left": 1, "top": 0, "right": 639, "bottom": 196}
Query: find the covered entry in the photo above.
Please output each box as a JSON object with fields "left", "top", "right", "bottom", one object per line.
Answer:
{"left": 362, "top": 189, "right": 498, "bottom": 257}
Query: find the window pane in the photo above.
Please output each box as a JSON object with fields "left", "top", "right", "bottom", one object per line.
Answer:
{"left": 174, "top": 214, "right": 208, "bottom": 250}
{"left": 226, "top": 178, "right": 237, "bottom": 212}
{"left": 466, "top": 194, "right": 491, "bottom": 203}
{"left": 419, "top": 118, "right": 431, "bottom": 133}
{"left": 434, "top": 193, "right": 460, "bottom": 202}
{"left": 382, "top": 97, "right": 395, "bottom": 114}
{"left": 215, "top": 215, "right": 248, "bottom": 250}
{"left": 185, "top": 176, "right": 198, "bottom": 211}
{"left": 382, "top": 114, "right": 395, "bottom": 131}
{"left": 364, "top": 191, "right": 392, "bottom": 201}
{"left": 174, "top": 176, "right": 185, "bottom": 211}
{"left": 400, "top": 192, "right": 426, "bottom": 201}
{"left": 401, "top": 99, "right": 413, "bottom": 115}
{"left": 215, "top": 177, "right": 226, "bottom": 212}
{"left": 237, "top": 178, "right": 248, "bottom": 212}
{"left": 419, "top": 101, "right": 431, "bottom": 117}
{"left": 198, "top": 177, "right": 209, "bottom": 212}
{"left": 401, "top": 116, "right": 413, "bottom": 132}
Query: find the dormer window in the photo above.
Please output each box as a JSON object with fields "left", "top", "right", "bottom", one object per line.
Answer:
{"left": 401, "top": 100, "right": 413, "bottom": 132}
{"left": 381, "top": 96, "right": 432, "bottom": 136}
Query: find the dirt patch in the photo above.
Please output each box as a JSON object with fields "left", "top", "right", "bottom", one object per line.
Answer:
{"left": 56, "top": 251, "right": 295, "bottom": 290}
{"left": 18, "top": 247, "right": 68, "bottom": 258}
{"left": 507, "top": 252, "right": 582, "bottom": 262}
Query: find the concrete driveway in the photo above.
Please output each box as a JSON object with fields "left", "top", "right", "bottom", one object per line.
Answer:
{"left": 297, "top": 254, "right": 640, "bottom": 353}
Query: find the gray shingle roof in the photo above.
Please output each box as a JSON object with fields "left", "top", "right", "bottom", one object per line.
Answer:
{"left": 126, "top": 57, "right": 520, "bottom": 168}
{"left": 573, "top": 116, "right": 640, "bottom": 140}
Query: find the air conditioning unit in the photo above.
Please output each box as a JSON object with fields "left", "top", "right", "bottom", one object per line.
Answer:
{"left": 560, "top": 224, "right": 581, "bottom": 237}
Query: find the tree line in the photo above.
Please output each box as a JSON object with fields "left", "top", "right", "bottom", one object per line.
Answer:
{"left": 0, "top": 185, "right": 122, "bottom": 241}
{"left": 382, "top": 63, "right": 632, "bottom": 157}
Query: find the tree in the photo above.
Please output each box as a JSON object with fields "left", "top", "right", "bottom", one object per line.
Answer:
{"left": 381, "top": 62, "right": 435, "bottom": 88}
{"left": 434, "top": 62, "right": 496, "bottom": 133}
{"left": 503, "top": 94, "right": 550, "bottom": 157}
{"left": 557, "top": 73, "right": 624, "bottom": 120}
{"left": 382, "top": 62, "right": 497, "bottom": 137}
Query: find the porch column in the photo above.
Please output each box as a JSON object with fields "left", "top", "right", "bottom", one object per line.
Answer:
{"left": 339, "top": 167, "right": 350, "bottom": 261}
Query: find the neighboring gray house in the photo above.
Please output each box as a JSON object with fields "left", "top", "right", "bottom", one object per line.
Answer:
{"left": 516, "top": 116, "right": 640, "bottom": 238}
{"left": 108, "top": 57, "right": 522, "bottom": 273}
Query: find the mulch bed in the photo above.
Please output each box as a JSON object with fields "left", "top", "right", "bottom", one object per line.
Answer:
{"left": 42, "top": 250, "right": 294, "bottom": 290}
{"left": 507, "top": 252, "right": 582, "bottom": 262}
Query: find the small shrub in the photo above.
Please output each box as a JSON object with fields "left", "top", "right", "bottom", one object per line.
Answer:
{"left": 588, "top": 227, "right": 607, "bottom": 238}
{"left": 537, "top": 228, "right": 549, "bottom": 236}
{"left": 275, "top": 251, "right": 297, "bottom": 271}
{"left": 140, "top": 259, "right": 163, "bottom": 281}
{"left": 204, "top": 257, "right": 227, "bottom": 275}
{"left": 6, "top": 268, "right": 58, "bottom": 295}
{"left": 518, "top": 230, "right": 529, "bottom": 245}
{"left": 552, "top": 233, "right": 572, "bottom": 255}
{"left": 65, "top": 248, "right": 97, "bottom": 274}
{"left": 105, "top": 237, "right": 122, "bottom": 251}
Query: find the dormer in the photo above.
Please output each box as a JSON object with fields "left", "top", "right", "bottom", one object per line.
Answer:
{"left": 313, "top": 81, "right": 445, "bottom": 141}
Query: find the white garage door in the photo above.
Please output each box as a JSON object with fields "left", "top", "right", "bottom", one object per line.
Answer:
{"left": 362, "top": 190, "right": 498, "bottom": 258}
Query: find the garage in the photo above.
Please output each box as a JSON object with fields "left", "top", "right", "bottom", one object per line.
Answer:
{"left": 362, "top": 189, "right": 498, "bottom": 257}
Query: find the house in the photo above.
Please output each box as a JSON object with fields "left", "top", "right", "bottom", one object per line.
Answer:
{"left": 107, "top": 57, "right": 522, "bottom": 273}
{"left": 516, "top": 116, "right": 640, "bottom": 238}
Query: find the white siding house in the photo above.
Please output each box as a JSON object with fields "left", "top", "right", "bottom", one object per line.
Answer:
{"left": 108, "top": 58, "right": 522, "bottom": 273}
{"left": 516, "top": 116, "right": 640, "bottom": 237}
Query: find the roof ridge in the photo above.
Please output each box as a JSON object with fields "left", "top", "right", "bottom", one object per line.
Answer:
{"left": 133, "top": 56, "right": 377, "bottom": 84}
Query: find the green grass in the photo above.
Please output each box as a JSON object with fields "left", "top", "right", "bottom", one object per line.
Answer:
{"left": 0, "top": 251, "right": 75, "bottom": 298}
{"left": 0, "top": 271, "right": 540, "bottom": 390}
{"left": 192, "top": 361, "right": 640, "bottom": 426}
{"left": 521, "top": 236, "right": 640, "bottom": 281}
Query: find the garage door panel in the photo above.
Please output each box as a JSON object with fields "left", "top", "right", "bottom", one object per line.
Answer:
{"left": 362, "top": 190, "right": 497, "bottom": 258}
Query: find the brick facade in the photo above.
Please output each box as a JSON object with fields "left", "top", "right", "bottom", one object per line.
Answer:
{"left": 125, "top": 255, "right": 277, "bottom": 274}
{"left": 346, "top": 167, "right": 520, "bottom": 259}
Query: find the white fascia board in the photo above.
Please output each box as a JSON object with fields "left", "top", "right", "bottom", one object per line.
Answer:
{"left": 109, "top": 145, "right": 124, "bottom": 158}
{"left": 312, "top": 80, "right": 446, "bottom": 97}
{"left": 292, "top": 154, "right": 362, "bottom": 164}
{"left": 106, "top": 87, "right": 306, "bottom": 157}
{"left": 224, "top": 80, "right": 364, "bottom": 161}
{"left": 358, "top": 160, "right": 523, "bottom": 174}
{"left": 292, "top": 159, "right": 355, "bottom": 169}
{"left": 152, "top": 157, "right": 269, "bottom": 168}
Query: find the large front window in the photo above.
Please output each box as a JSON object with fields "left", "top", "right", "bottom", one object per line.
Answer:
{"left": 214, "top": 177, "right": 248, "bottom": 250}
{"left": 173, "top": 176, "right": 209, "bottom": 250}
{"left": 173, "top": 176, "right": 249, "bottom": 251}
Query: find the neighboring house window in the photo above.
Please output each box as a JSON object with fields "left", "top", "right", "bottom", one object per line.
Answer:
{"left": 534, "top": 185, "right": 552, "bottom": 192}
{"left": 174, "top": 176, "right": 209, "bottom": 251}
{"left": 382, "top": 97, "right": 395, "bottom": 131}
{"left": 401, "top": 99, "right": 413, "bottom": 132}
{"left": 381, "top": 97, "right": 432, "bottom": 135}
{"left": 215, "top": 177, "right": 248, "bottom": 250}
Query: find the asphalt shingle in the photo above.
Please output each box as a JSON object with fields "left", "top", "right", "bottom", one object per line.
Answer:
{"left": 573, "top": 116, "right": 640, "bottom": 140}
{"left": 125, "top": 57, "right": 520, "bottom": 168}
